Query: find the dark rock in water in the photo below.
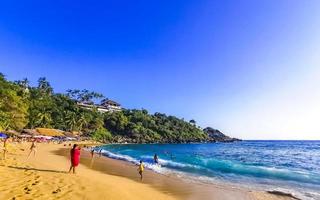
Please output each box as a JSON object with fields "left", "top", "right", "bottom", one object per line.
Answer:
{"left": 267, "top": 190, "right": 301, "bottom": 200}
{"left": 203, "top": 127, "right": 240, "bottom": 142}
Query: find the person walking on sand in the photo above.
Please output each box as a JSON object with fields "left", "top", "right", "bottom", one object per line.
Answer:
{"left": 2, "top": 137, "right": 9, "bottom": 160}
{"left": 137, "top": 160, "right": 144, "bottom": 180}
{"left": 69, "top": 144, "right": 81, "bottom": 174}
{"left": 27, "top": 139, "right": 37, "bottom": 159}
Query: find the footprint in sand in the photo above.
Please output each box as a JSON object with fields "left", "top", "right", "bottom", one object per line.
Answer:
{"left": 24, "top": 186, "right": 32, "bottom": 194}
{"left": 52, "top": 188, "right": 61, "bottom": 194}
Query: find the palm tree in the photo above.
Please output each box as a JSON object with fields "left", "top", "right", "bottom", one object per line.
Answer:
{"left": 36, "top": 111, "right": 52, "bottom": 128}
{"left": 15, "top": 78, "right": 30, "bottom": 89}
{"left": 0, "top": 110, "right": 11, "bottom": 131}
{"left": 65, "top": 111, "right": 78, "bottom": 131}
{"left": 77, "top": 112, "right": 90, "bottom": 133}
{"left": 38, "top": 77, "right": 53, "bottom": 95}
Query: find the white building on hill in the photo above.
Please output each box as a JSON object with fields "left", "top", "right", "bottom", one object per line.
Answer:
{"left": 77, "top": 99, "right": 122, "bottom": 113}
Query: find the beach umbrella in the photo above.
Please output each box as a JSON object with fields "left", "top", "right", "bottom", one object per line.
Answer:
{"left": 0, "top": 133, "right": 8, "bottom": 138}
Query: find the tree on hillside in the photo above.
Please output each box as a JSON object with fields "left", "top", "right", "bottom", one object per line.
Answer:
{"left": 66, "top": 89, "right": 104, "bottom": 103}
{"left": 15, "top": 78, "right": 30, "bottom": 89}
{"left": 92, "top": 127, "right": 112, "bottom": 142}
{"left": 0, "top": 75, "right": 29, "bottom": 130}
{"left": 38, "top": 77, "right": 53, "bottom": 95}
{"left": 77, "top": 111, "right": 91, "bottom": 134}
{"left": 36, "top": 109, "right": 52, "bottom": 128}
{"left": 189, "top": 119, "right": 196, "bottom": 126}
{"left": 65, "top": 111, "right": 79, "bottom": 131}
{"left": 0, "top": 110, "right": 10, "bottom": 131}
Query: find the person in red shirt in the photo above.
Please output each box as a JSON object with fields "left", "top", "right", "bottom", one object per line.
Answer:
{"left": 68, "top": 144, "right": 81, "bottom": 174}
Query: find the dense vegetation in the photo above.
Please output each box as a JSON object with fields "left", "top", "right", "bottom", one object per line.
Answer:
{"left": 0, "top": 73, "right": 236, "bottom": 143}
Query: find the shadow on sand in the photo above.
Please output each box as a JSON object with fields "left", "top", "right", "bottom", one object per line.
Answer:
{"left": 7, "top": 166, "right": 67, "bottom": 174}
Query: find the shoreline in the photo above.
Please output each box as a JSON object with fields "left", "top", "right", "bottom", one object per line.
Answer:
{"left": 90, "top": 142, "right": 315, "bottom": 200}
{"left": 58, "top": 143, "right": 298, "bottom": 200}
{"left": 56, "top": 146, "right": 253, "bottom": 200}
{"left": 0, "top": 142, "right": 297, "bottom": 200}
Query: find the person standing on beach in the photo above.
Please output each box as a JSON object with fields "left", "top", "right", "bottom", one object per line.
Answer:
{"left": 138, "top": 160, "right": 144, "bottom": 180}
{"left": 154, "top": 154, "right": 159, "bottom": 165}
{"left": 90, "top": 148, "right": 95, "bottom": 168}
{"left": 27, "top": 139, "right": 37, "bottom": 159}
{"left": 99, "top": 149, "right": 103, "bottom": 157}
{"left": 69, "top": 144, "right": 81, "bottom": 174}
{"left": 90, "top": 148, "right": 95, "bottom": 159}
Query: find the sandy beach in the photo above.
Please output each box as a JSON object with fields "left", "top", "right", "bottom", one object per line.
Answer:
{"left": 0, "top": 142, "right": 296, "bottom": 200}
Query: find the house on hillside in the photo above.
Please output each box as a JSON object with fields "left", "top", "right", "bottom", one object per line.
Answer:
{"left": 100, "top": 99, "right": 122, "bottom": 112}
{"left": 77, "top": 99, "right": 122, "bottom": 113}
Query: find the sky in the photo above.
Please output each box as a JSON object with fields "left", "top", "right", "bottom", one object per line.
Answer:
{"left": 0, "top": 0, "right": 320, "bottom": 140}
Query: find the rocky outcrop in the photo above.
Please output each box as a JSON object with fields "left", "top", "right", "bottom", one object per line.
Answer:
{"left": 108, "top": 128, "right": 241, "bottom": 144}
{"left": 203, "top": 127, "right": 240, "bottom": 142}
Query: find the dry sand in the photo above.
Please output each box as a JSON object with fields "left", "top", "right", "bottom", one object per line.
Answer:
{"left": 0, "top": 142, "right": 296, "bottom": 200}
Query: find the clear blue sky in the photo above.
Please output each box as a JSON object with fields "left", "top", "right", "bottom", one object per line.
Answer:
{"left": 1, "top": 0, "right": 320, "bottom": 139}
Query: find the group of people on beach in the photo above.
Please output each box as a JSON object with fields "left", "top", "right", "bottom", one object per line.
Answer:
{"left": 1, "top": 136, "right": 38, "bottom": 161}
{"left": 138, "top": 153, "right": 159, "bottom": 180}
{"left": 1, "top": 137, "right": 162, "bottom": 181}
{"left": 68, "top": 144, "right": 161, "bottom": 181}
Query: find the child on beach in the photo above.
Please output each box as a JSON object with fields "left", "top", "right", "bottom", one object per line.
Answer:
{"left": 69, "top": 144, "right": 81, "bottom": 174}
{"left": 138, "top": 160, "right": 144, "bottom": 180}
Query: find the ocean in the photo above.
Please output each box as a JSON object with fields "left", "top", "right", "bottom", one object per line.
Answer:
{"left": 95, "top": 141, "right": 320, "bottom": 200}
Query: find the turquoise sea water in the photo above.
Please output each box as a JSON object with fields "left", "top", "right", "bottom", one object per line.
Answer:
{"left": 96, "top": 141, "right": 320, "bottom": 199}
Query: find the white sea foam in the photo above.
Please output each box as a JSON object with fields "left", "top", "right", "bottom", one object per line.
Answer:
{"left": 140, "top": 155, "right": 201, "bottom": 169}
{"left": 100, "top": 149, "right": 139, "bottom": 164}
